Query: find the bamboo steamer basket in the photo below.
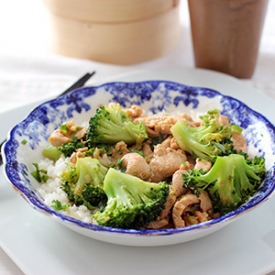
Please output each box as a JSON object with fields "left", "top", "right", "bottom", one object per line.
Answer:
{"left": 43, "top": 0, "right": 180, "bottom": 23}
{"left": 43, "top": 0, "right": 181, "bottom": 64}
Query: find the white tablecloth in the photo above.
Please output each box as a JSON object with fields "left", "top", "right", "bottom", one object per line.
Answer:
{"left": 0, "top": 0, "right": 274, "bottom": 274}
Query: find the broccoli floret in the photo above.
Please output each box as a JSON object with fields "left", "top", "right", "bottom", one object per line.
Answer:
{"left": 58, "top": 137, "right": 86, "bottom": 158}
{"left": 171, "top": 109, "right": 234, "bottom": 161}
{"left": 183, "top": 154, "right": 266, "bottom": 214}
{"left": 93, "top": 168, "right": 169, "bottom": 229}
{"left": 82, "top": 184, "right": 107, "bottom": 209}
{"left": 61, "top": 182, "right": 107, "bottom": 210}
{"left": 60, "top": 157, "right": 108, "bottom": 209}
{"left": 86, "top": 103, "right": 148, "bottom": 146}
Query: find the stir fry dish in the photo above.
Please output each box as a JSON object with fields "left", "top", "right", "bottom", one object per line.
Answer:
{"left": 32, "top": 102, "right": 266, "bottom": 230}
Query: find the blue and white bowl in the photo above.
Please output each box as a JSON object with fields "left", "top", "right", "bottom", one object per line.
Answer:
{"left": 3, "top": 80, "right": 275, "bottom": 246}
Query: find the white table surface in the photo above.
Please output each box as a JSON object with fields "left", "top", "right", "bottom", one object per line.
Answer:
{"left": 0, "top": 0, "right": 275, "bottom": 274}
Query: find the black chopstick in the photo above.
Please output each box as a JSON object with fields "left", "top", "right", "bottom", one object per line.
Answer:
{"left": 0, "top": 71, "right": 96, "bottom": 166}
{"left": 58, "top": 71, "right": 96, "bottom": 97}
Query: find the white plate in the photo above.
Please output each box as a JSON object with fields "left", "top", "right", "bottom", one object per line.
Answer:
{"left": 1, "top": 68, "right": 275, "bottom": 275}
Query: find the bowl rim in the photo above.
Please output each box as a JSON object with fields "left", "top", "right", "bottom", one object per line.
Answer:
{"left": 3, "top": 80, "right": 275, "bottom": 236}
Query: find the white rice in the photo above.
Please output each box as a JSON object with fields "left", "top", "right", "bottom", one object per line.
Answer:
{"left": 37, "top": 157, "right": 94, "bottom": 224}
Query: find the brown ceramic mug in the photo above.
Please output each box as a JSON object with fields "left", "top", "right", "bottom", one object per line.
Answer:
{"left": 188, "top": 0, "right": 269, "bottom": 78}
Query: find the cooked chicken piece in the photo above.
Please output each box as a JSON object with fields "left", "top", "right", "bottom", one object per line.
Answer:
{"left": 219, "top": 114, "right": 231, "bottom": 126}
{"left": 172, "top": 194, "right": 200, "bottom": 228}
{"left": 194, "top": 210, "right": 209, "bottom": 223}
{"left": 232, "top": 130, "right": 247, "bottom": 153}
{"left": 142, "top": 142, "right": 153, "bottom": 161}
{"left": 150, "top": 163, "right": 201, "bottom": 225}
{"left": 139, "top": 115, "right": 177, "bottom": 137}
{"left": 64, "top": 120, "right": 87, "bottom": 139}
{"left": 161, "top": 136, "right": 173, "bottom": 148}
{"left": 176, "top": 191, "right": 212, "bottom": 226}
{"left": 124, "top": 105, "right": 143, "bottom": 119}
{"left": 121, "top": 152, "right": 151, "bottom": 180}
{"left": 65, "top": 120, "right": 76, "bottom": 131}
{"left": 48, "top": 120, "right": 86, "bottom": 147}
{"left": 170, "top": 137, "right": 181, "bottom": 150}
{"left": 149, "top": 144, "right": 187, "bottom": 182}
{"left": 111, "top": 141, "right": 130, "bottom": 161}
{"left": 194, "top": 159, "right": 212, "bottom": 172}
{"left": 146, "top": 217, "right": 169, "bottom": 229}
{"left": 135, "top": 113, "right": 197, "bottom": 137}
{"left": 158, "top": 186, "right": 177, "bottom": 220}
{"left": 74, "top": 127, "right": 87, "bottom": 140}
{"left": 148, "top": 158, "right": 192, "bottom": 222}
{"left": 161, "top": 136, "right": 180, "bottom": 150}
{"left": 198, "top": 190, "right": 213, "bottom": 212}
{"left": 69, "top": 147, "right": 89, "bottom": 164}
{"left": 171, "top": 169, "right": 189, "bottom": 198}
{"left": 48, "top": 131, "right": 71, "bottom": 147}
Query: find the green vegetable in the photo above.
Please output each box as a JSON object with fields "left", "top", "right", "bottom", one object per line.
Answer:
{"left": 93, "top": 168, "right": 169, "bottom": 229}
{"left": 42, "top": 145, "right": 62, "bottom": 161}
{"left": 171, "top": 109, "right": 234, "bottom": 161}
{"left": 21, "top": 139, "right": 27, "bottom": 145}
{"left": 61, "top": 182, "right": 107, "bottom": 210}
{"left": 231, "top": 124, "right": 243, "bottom": 133}
{"left": 59, "top": 122, "right": 70, "bottom": 134}
{"left": 58, "top": 137, "right": 86, "bottom": 158}
{"left": 31, "top": 163, "right": 49, "bottom": 183}
{"left": 86, "top": 103, "right": 148, "bottom": 146}
{"left": 60, "top": 157, "right": 108, "bottom": 209}
{"left": 182, "top": 154, "right": 266, "bottom": 214}
{"left": 51, "top": 200, "right": 69, "bottom": 210}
